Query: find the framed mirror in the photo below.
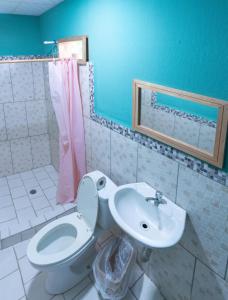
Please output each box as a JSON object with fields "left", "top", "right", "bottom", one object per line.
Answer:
{"left": 133, "top": 80, "right": 228, "bottom": 167}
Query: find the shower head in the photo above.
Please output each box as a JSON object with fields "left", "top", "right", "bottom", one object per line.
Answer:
{"left": 43, "top": 40, "right": 58, "bottom": 45}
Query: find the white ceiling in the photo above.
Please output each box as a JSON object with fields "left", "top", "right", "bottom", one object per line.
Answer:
{"left": 0, "top": 0, "right": 64, "bottom": 16}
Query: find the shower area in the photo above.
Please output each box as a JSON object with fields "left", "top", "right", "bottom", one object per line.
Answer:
{"left": 0, "top": 60, "right": 90, "bottom": 248}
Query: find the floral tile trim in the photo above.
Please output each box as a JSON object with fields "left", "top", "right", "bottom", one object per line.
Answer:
{"left": 88, "top": 63, "right": 228, "bottom": 186}
{"left": 0, "top": 55, "right": 51, "bottom": 61}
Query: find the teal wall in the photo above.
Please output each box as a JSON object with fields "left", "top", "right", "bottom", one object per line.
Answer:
{"left": 0, "top": 14, "right": 43, "bottom": 55}
{"left": 40, "top": 0, "right": 228, "bottom": 125}
{"left": 40, "top": 0, "right": 228, "bottom": 170}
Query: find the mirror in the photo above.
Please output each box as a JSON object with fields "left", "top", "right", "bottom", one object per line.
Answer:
{"left": 133, "top": 80, "right": 228, "bottom": 167}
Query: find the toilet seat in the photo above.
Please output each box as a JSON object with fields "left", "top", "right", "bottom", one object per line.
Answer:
{"left": 27, "top": 212, "right": 94, "bottom": 267}
{"left": 27, "top": 175, "right": 99, "bottom": 269}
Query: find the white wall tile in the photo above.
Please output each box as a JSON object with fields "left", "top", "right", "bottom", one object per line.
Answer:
{"left": 26, "top": 100, "right": 48, "bottom": 136}
{"left": 137, "top": 145, "right": 178, "bottom": 201}
{"left": 84, "top": 117, "right": 92, "bottom": 168}
{"left": 91, "top": 120, "right": 111, "bottom": 176}
{"left": 192, "top": 260, "right": 228, "bottom": 300}
{"left": 0, "top": 63, "right": 13, "bottom": 103}
{"left": 11, "top": 138, "right": 33, "bottom": 173}
{"left": 0, "top": 270, "right": 25, "bottom": 300}
{"left": 32, "top": 62, "right": 45, "bottom": 100}
{"left": 79, "top": 64, "right": 90, "bottom": 117}
{"left": 0, "top": 104, "right": 7, "bottom": 141}
{"left": 177, "top": 165, "right": 228, "bottom": 277}
{"left": 4, "top": 102, "right": 28, "bottom": 139}
{"left": 111, "top": 131, "right": 138, "bottom": 185}
{"left": 10, "top": 62, "right": 33, "bottom": 101}
{"left": 0, "top": 141, "right": 13, "bottom": 176}
{"left": 140, "top": 244, "right": 195, "bottom": 300}
{"left": 31, "top": 134, "right": 51, "bottom": 168}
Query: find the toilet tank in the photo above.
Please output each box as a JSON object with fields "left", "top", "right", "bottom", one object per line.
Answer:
{"left": 97, "top": 174, "right": 117, "bottom": 230}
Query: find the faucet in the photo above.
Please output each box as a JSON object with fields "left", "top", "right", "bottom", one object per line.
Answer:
{"left": 145, "top": 191, "right": 167, "bottom": 207}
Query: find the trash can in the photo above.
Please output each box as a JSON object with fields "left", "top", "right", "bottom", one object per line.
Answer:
{"left": 93, "top": 236, "right": 136, "bottom": 300}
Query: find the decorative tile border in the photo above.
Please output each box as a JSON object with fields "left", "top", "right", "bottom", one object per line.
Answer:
{"left": 88, "top": 63, "right": 228, "bottom": 186}
{"left": 150, "top": 92, "right": 217, "bottom": 128}
{"left": 0, "top": 55, "right": 51, "bottom": 61}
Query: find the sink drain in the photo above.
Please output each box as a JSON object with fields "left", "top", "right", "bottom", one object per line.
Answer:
{"left": 140, "top": 221, "right": 149, "bottom": 231}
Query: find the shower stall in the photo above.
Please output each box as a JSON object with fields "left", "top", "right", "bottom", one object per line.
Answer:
{"left": 0, "top": 60, "right": 89, "bottom": 248}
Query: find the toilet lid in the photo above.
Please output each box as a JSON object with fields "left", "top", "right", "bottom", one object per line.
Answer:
{"left": 77, "top": 176, "right": 98, "bottom": 233}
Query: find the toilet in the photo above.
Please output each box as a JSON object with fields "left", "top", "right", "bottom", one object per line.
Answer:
{"left": 27, "top": 171, "right": 117, "bottom": 294}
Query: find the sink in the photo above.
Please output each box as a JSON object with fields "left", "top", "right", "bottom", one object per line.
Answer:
{"left": 109, "top": 183, "right": 186, "bottom": 248}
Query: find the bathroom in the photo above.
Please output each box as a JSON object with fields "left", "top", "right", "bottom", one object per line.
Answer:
{"left": 0, "top": 0, "right": 227, "bottom": 299}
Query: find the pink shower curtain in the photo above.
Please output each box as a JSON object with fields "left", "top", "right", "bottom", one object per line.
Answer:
{"left": 48, "top": 59, "right": 86, "bottom": 204}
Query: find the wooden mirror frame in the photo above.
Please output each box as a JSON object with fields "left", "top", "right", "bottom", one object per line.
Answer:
{"left": 58, "top": 35, "right": 88, "bottom": 64}
{"left": 132, "top": 79, "right": 228, "bottom": 168}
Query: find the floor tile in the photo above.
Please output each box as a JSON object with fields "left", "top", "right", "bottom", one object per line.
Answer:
{"left": 36, "top": 206, "right": 53, "bottom": 216}
{"left": 23, "top": 178, "right": 39, "bottom": 190}
{"left": 8, "top": 178, "right": 24, "bottom": 189}
{"left": 0, "top": 185, "right": 10, "bottom": 196}
{"left": 0, "top": 270, "right": 25, "bottom": 300}
{"left": 43, "top": 186, "right": 57, "bottom": 200}
{"left": 131, "top": 274, "right": 163, "bottom": 300}
{"left": 0, "top": 194, "right": 13, "bottom": 209}
{"left": 0, "top": 177, "right": 8, "bottom": 186}
{"left": 28, "top": 186, "right": 45, "bottom": 200}
{"left": 31, "top": 196, "right": 50, "bottom": 211}
{"left": 38, "top": 178, "right": 54, "bottom": 190}
{"left": 0, "top": 205, "right": 16, "bottom": 222}
{"left": 17, "top": 207, "right": 36, "bottom": 222}
{"left": 11, "top": 186, "right": 27, "bottom": 199}
{"left": 64, "top": 277, "right": 91, "bottom": 300}
{"left": 14, "top": 239, "right": 30, "bottom": 259}
{"left": 25, "top": 272, "right": 52, "bottom": 300}
{"left": 13, "top": 196, "right": 31, "bottom": 210}
{"left": 19, "top": 256, "right": 40, "bottom": 284}
{"left": 20, "top": 170, "right": 35, "bottom": 181}
{"left": 0, "top": 247, "right": 18, "bottom": 279}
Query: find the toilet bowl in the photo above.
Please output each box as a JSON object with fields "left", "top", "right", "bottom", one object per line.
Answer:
{"left": 27, "top": 171, "right": 117, "bottom": 294}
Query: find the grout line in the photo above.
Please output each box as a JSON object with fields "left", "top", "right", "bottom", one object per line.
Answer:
{"left": 174, "top": 163, "right": 180, "bottom": 203}
{"left": 179, "top": 243, "right": 227, "bottom": 281}
{"left": 190, "top": 257, "right": 197, "bottom": 300}
{"left": 224, "top": 257, "right": 228, "bottom": 280}
{"left": 12, "top": 247, "right": 27, "bottom": 299}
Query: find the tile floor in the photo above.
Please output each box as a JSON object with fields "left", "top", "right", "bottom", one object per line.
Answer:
{"left": 0, "top": 165, "right": 76, "bottom": 249}
{"left": 0, "top": 239, "right": 163, "bottom": 300}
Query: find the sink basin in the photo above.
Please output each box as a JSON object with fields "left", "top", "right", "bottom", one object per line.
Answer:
{"left": 109, "top": 183, "right": 186, "bottom": 248}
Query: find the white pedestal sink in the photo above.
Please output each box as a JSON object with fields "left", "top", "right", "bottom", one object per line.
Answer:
{"left": 109, "top": 182, "right": 186, "bottom": 248}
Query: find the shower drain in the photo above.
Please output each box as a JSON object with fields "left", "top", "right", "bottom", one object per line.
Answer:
{"left": 140, "top": 221, "right": 149, "bottom": 231}
{"left": 30, "top": 189, "right": 37, "bottom": 195}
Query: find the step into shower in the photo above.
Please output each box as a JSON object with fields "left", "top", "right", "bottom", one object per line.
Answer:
{"left": 0, "top": 165, "right": 77, "bottom": 249}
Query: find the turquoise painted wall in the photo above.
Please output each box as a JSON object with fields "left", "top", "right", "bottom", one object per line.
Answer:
{"left": 40, "top": 0, "right": 228, "bottom": 170}
{"left": 0, "top": 14, "right": 43, "bottom": 55}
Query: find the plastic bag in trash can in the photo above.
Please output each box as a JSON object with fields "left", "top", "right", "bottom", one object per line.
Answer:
{"left": 93, "top": 236, "right": 136, "bottom": 300}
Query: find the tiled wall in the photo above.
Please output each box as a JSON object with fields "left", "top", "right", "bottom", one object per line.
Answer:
{"left": 80, "top": 64, "right": 228, "bottom": 300}
{"left": 24, "top": 62, "right": 228, "bottom": 300}
{"left": 0, "top": 62, "right": 51, "bottom": 177}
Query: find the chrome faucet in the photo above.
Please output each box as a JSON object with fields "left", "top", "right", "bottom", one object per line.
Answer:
{"left": 145, "top": 191, "right": 167, "bottom": 207}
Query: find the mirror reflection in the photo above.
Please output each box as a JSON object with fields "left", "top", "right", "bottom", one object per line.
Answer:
{"left": 139, "top": 88, "right": 218, "bottom": 154}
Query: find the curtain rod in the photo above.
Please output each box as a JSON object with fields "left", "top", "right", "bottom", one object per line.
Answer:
{"left": 0, "top": 58, "right": 87, "bottom": 65}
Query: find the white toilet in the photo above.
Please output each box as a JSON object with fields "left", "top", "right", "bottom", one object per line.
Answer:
{"left": 27, "top": 171, "right": 117, "bottom": 294}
